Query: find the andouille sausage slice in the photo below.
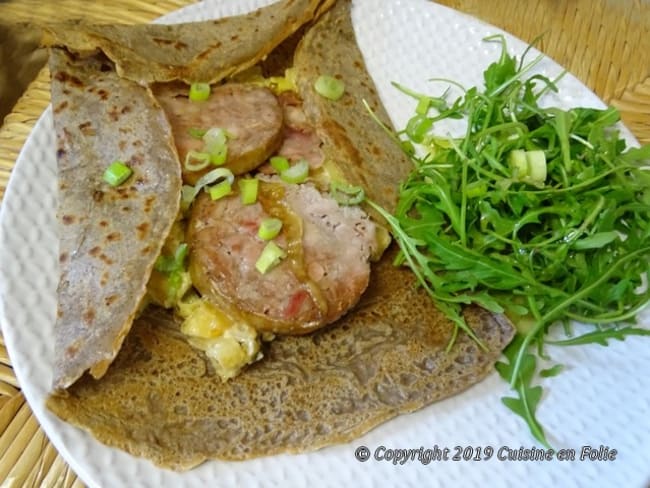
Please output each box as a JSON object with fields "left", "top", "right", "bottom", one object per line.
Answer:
{"left": 154, "top": 82, "right": 284, "bottom": 184}
{"left": 187, "top": 181, "right": 378, "bottom": 334}
{"left": 276, "top": 91, "right": 324, "bottom": 169}
{"left": 257, "top": 91, "right": 324, "bottom": 175}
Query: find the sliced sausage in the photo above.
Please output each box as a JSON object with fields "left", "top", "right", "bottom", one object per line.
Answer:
{"left": 154, "top": 82, "right": 284, "bottom": 184}
{"left": 187, "top": 180, "right": 378, "bottom": 334}
{"left": 277, "top": 91, "right": 324, "bottom": 168}
{"left": 258, "top": 91, "right": 324, "bottom": 174}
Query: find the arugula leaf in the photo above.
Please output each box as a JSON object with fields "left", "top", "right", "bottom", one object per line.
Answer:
{"left": 622, "top": 144, "right": 650, "bottom": 162}
{"left": 374, "top": 33, "right": 650, "bottom": 448}
{"left": 539, "top": 364, "right": 564, "bottom": 378}
{"left": 547, "top": 327, "right": 650, "bottom": 346}
{"left": 483, "top": 35, "right": 518, "bottom": 92}
{"left": 495, "top": 335, "right": 551, "bottom": 448}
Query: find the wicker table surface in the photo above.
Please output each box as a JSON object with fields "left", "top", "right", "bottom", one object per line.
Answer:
{"left": 0, "top": 0, "right": 648, "bottom": 486}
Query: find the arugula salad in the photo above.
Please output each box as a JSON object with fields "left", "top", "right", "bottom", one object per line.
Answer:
{"left": 368, "top": 35, "right": 650, "bottom": 446}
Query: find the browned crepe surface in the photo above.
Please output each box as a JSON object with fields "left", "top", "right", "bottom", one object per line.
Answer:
{"left": 39, "top": 0, "right": 334, "bottom": 85}
{"left": 293, "top": 0, "right": 413, "bottom": 214}
{"left": 47, "top": 247, "right": 515, "bottom": 470}
{"left": 50, "top": 48, "right": 182, "bottom": 390}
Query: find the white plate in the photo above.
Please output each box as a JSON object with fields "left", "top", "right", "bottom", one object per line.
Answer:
{"left": 1, "top": 1, "right": 649, "bottom": 487}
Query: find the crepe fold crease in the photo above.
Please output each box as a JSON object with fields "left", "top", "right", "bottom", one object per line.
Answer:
{"left": 45, "top": 0, "right": 515, "bottom": 469}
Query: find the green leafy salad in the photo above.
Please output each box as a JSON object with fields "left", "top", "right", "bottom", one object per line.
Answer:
{"left": 367, "top": 34, "right": 650, "bottom": 446}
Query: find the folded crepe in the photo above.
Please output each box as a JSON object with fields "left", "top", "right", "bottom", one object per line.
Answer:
{"left": 48, "top": 0, "right": 333, "bottom": 391}
{"left": 41, "top": 0, "right": 334, "bottom": 85}
{"left": 49, "top": 48, "right": 182, "bottom": 390}
{"left": 49, "top": 251, "right": 513, "bottom": 470}
{"left": 45, "top": 0, "right": 515, "bottom": 470}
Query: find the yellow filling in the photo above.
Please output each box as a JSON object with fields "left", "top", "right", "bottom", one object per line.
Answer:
{"left": 147, "top": 219, "right": 263, "bottom": 381}
{"left": 177, "top": 293, "right": 261, "bottom": 380}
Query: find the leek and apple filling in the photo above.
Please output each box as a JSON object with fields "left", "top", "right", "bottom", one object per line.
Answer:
{"left": 146, "top": 218, "right": 264, "bottom": 381}
{"left": 177, "top": 293, "right": 263, "bottom": 381}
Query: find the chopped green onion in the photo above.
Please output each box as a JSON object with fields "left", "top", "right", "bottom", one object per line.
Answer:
{"left": 155, "top": 255, "right": 174, "bottom": 273}
{"left": 330, "top": 181, "right": 365, "bottom": 205}
{"left": 314, "top": 75, "right": 345, "bottom": 101}
{"left": 154, "top": 243, "right": 190, "bottom": 304}
{"left": 181, "top": 167, "right": 235, "bottom": 209}
{"left": 238, "top": 178, "right": 259, "bottom": 205}
{"left": 208, "top": 180, "right": 232, "bottom": 200}
{"left": 210, "top": 147, "right": 228, "bottom": 166}
{"left": 103, "top": 160, "right": 132, "bottom": 187}
{"left": 189, "top": 83, "right": 211, "bottom": 102}
{"left": 181, "top": 186, "right": 197, "bottom": 210}
{"left": 280, "top": 159, "right": 309, "bottom": 184}
{"left": 187, "top": 127, "right": 207, "bottom": 139}
{"left": 258, "top": 218, "right": 283, "bottom": 240}
{"left": 508, "top": 149, "right": 547, "bottom": 184}
{"left": 203, "top": 127, "right": 228, "bottom": 149}
{"left": 184, "top": 150, "right": 211, "bottom": 171}
{"left": 203, "top": 127, "right": 229, "bottom": 166}
{"left": 166, "top": 270, "right": 184, "bottom": 301}
{"left": 255, "top": 241, "right": 286, "bottom": 274}
{"left": 508, "top": 149, "right": 528, "bottom": 178}
{"left": 199, "top": 167, "right": 234, "bottom": 186}
{"left": 155, "top": 243, "right": 189, "bottom": 273}
{"left": 270, "top": 156, "right": 290, "bottom": 173}
{"left": 526, "top": 150, "right": 547, "bottom": 183}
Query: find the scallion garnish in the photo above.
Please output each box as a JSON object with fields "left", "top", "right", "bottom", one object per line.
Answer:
{"left": 103, "top": 160, "right": 132, "bottom": 187}
{"left": 508, "top": 149, "right": 547, "bottom": 185}
{"left": 189, "top": 82, "right": 211, "bottom": 102}
{"left": 210, "top": 147, "right": 228, "bottom": 166}
{"left": 203, "top": 127, "right": 227, "bottom": 150}
{"left": 184, "top": 150, "right": 212, "bottom": 172}
{"left": 208, "top": 180, "right": 232, "bottom": 201}
{"left": 154, "top": 243, "right": 189, "bottom": 303}
{"left": 330, "top": 181, "right": 365, "bottom": 206}
{"left": 280, "top": 160, "right": 309, "bottom": 184}
{"left": 238, "top": 178, "right": 259, "bottom": 205}
{"left": 181, "top": 167, "right": 234, "bottom": 209}
{"left": 258, "top": 218, "right": 283, "bottom": 241}
{"left": 314, "top": 75, "right": 345, "bottom": 101}
{"left": 203, "top": 127, "right": 229, "bottom": 166}
{"left": 269, "top": 156, "right": 290, "bottom": 173}
{"left": 184, "top": 128, "right": 230, "bottom": 171}
{"left": 255, "top": 241, "right": 286, "bottom": 274}
{"left": 155, "top": 243, "right": 188, "bottom": 273}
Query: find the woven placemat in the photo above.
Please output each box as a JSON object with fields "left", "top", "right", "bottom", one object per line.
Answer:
{"left": 0, "top": 0, "right": 648, "bottom": 486}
